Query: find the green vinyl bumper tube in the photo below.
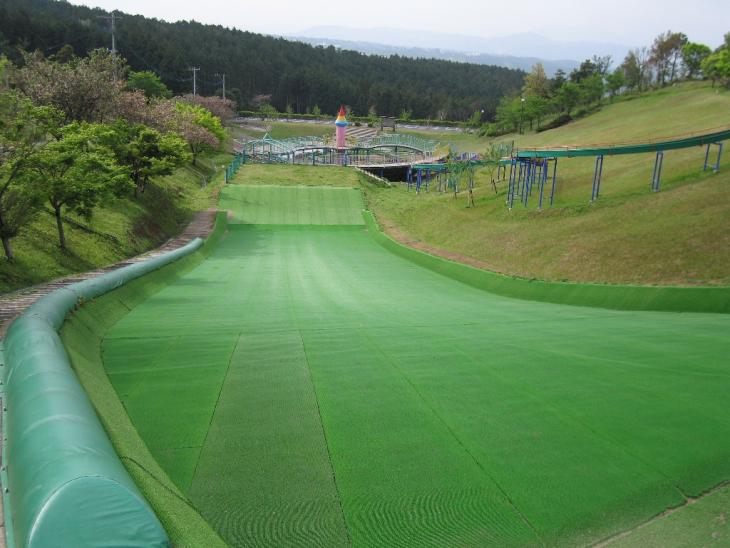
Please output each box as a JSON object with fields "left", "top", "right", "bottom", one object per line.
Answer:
{"left": 2, "top": 238, "right": 203, "bottom": 548}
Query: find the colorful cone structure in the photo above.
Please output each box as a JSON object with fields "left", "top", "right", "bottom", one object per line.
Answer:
{"left": 335, "top": 105, "right": 348, "bottom": 149}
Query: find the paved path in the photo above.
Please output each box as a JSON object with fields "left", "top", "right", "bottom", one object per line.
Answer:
{"left": 0, "top": 209, "right": 218, "bottom": 339}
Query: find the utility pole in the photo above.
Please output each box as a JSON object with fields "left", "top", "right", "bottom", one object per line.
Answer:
{"left": 190, "top": 67, "right": 200, "bottom": 96}
{"left": 98, "top": 12, "right": 122, "bottom": 85}
{"left": 215, "top": 73, "right": 226, "bottom": 98}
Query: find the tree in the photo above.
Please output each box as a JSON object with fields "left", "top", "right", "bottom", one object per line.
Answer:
{"left": 259, "top": 103, "right": 277, "bottom": 121}
{"left": 681, "top": 43, "right": 711, "bottom": 79}
{"left": 701, "top": 49, "right": 730, "bottom": 87}
{"left": 466, "top": 110, "right": 482, "bottom": 128}
{"left": 16, "top": 49, "right": 125, "bottom": 123}
{"left": 53, "top": 44, "right": 75, "bottom": 64}
{"left": 579, "top": 74, "right": 605, "bottom": 106}
{"left": 31, "top": 123, "right": 130, "bottom": 249}
{"left": 554, "top": 82, "right": 580, "bottom": 114}
{"left": 650, "top": 31, "right": 687, "bottom": 86}
{"left": 551, "top": 69, "right": 567, "bottom": 94}
{"left": 127, "top": 70, "right": 172, "bottom": 98}
{"left": 592, "top": 55, "right": 613, "bottom": 77}
{"left": 523, "top": 63, "right": 551, "bottom": 99}
{"left": 105, "top": 121, "right": 190, "bottom": 197}
{"left": 524, "top": 95, "right": 550, "bottom": 130}
{"left": 605, "top": 68, "right": 625, "bottom": 99}
{"left": 173, "top": 102, "right": 225, "bottom": 165}
{"left": 570, "top": 59, "right": 598, "bottom": 83}
{"left": 181, "top": 94, "right": 236, "bottom": 122}
{"left": 621, "top": 48, "right": 650, "bottom": 92}
{"left": 0, "top": 91, "right": 61, "bottom": 260}
{"left": 495, "top": 95, "right": 521, "bottom": 132}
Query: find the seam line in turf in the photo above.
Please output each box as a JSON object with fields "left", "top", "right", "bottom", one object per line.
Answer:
{"left": 283, "top": 250, "right": 353, "bottom": 546}
{"left": 298, "top": 329, "right": 354, "bottom": 547}
{"left": 188, "top": 332, "right": 241, "bottom": 493}
{"left": 359, "top": 329, "right": 546, "bottom": 545}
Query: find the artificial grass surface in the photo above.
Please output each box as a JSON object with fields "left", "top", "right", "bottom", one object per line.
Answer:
{"left": 219, "top": 184, "right": 364, "bottom": 225}
{"left": 96, "top": 185, "right": 730, "bottom": 547}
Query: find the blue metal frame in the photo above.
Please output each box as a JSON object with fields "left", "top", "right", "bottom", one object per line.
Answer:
{"left": 651, "top": 150, "right": 664, "bottom": 192}
{"left": 591, "top": 155, "right": 604, "bottom": 201}
{"left": 703, "top": 142, "right": 723, "bottom": 173}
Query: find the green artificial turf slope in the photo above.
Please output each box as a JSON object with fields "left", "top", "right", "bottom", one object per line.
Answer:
{"left": 100, "top": 185, "right": 730, "bottom": 547}
{"left": 219, "top": 184, "right": 364, "bottom": 225}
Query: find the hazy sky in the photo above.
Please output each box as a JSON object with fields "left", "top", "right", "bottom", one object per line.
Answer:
{"left": 67, "top": 0, "right": 728, "bottom": 49}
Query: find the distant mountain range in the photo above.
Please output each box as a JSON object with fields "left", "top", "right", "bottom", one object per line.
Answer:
{"left": 290, "top": 27, "right": 633, "bottom": 76}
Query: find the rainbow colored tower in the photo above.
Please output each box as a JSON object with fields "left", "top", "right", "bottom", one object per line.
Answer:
{"left": 335, "top": 105, "right": 348, "bottom": 149}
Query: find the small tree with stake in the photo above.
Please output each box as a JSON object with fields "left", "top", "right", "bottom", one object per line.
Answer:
{"left": 32, "top": 122, "right": 131, "bottom": 250}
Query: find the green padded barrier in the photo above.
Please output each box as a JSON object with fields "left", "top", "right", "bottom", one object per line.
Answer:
{"left": 2, "top": 235, "right": 206, "bottom": 548}
{"left": 363, "top": 211, "right": 730, "bottom": 314}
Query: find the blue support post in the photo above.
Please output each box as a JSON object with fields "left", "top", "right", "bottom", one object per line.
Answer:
{"left": 550, "top": 158, "right": 558, "bottom": 206}
{"left": 716, "top": 143, "right": 724, "bottom": 172}
{"left": 538, "top": 160, "right": 547, "bottom": 209}
{"left": 651, "top": 150, "right": 664, "bottom": 192}
{"left": 591, "top": 155, "right": 604, "bottom": 201}
{"left": 416, "top": 169, "right": 423, "bottom": 193}
{"left": 704, "top": 142, "right": 723, "bottom": 173}
{"left": 508, "top": 159, "right": 517, "bottom": 209}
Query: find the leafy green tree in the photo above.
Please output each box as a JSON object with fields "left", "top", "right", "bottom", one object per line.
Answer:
{"left": 259, "top": 103, "right": 277, "bottom": 121}
{"left": 605, "top": 68, "right": 625, "bottom": 99}
{"left": 466, "top": 110, "right": 482, "bottom": 128}
{"left": 106, "top": 121, "right": 190, "bottom": 197}
{"left": 495, "top": 95, "right": 520, "bottom": 132}
{"left": 701, "top": 49, "right": 730, "bottom": 87}
{"left": 31, "top": 122, "right": 130, "bottom": 249}
{"left": 554, "top": 82, "right": 580, "bottom": 114}
{"left": 569, "top": 59, "right": 598, "bottom": 83}
{"left": 681, "top": 43, "right": 711, "bottom": 79}
{"left": 0, "top": 91, "right": 61, "bottom": 260}
{"left": 579, "top": 74, "right": 605, "bottom": 105}
{"left": 523, "top": 63, "right": 551, "bottom": 99}
{"left": 127, "top": 70, "right": 172, "bottom": 98}
{"left": 550, "top": 69, "right": 567, "bottom": 94}
{"left": 524, "top": 95, "right": 550, "bottom": 130}
{"left": 311, "top": 105, "right": 322, "bottom": 117}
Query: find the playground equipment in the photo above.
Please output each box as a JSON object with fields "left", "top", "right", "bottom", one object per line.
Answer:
{"left": 335, "top": 105, "right": 348, "bottom": 148}
{"left": 510, "top": 126, "right": 730, "bottom": 208}
{"left": 238, "top": 132, "right": 438, "bottom": 168}
{"left": 235, "top": 106, "right": 439, "bottom": 169}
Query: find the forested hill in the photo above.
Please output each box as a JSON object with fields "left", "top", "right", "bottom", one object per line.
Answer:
{"left": 0, "top": 0, "right": 525, "bottom": 120}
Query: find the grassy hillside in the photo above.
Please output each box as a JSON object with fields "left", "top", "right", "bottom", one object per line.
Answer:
{"left": 0, "top": 152, "right": 230, "bottom": 294}
{"left": 367, "top": 82, "right": 730, "bottom": 286}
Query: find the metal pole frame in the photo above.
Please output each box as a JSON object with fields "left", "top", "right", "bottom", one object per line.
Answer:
{"left": 538, "top": 160, "right": 548, "bottom": 209}
{"left": 507, "top": 158, "right": 517, "bottom": 209}
{"left": 591, "top": 155, "right": 604, "bottom": 201}
{"left": 651, "top": 150, "right": 664, "bottom": 192}
{"left": 704, "top": 142, "right": 723, "bottom": 173}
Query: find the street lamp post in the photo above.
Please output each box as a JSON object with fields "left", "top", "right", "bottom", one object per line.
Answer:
{"left": 520, "top": 97, "right": 525, "bottom": 134}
